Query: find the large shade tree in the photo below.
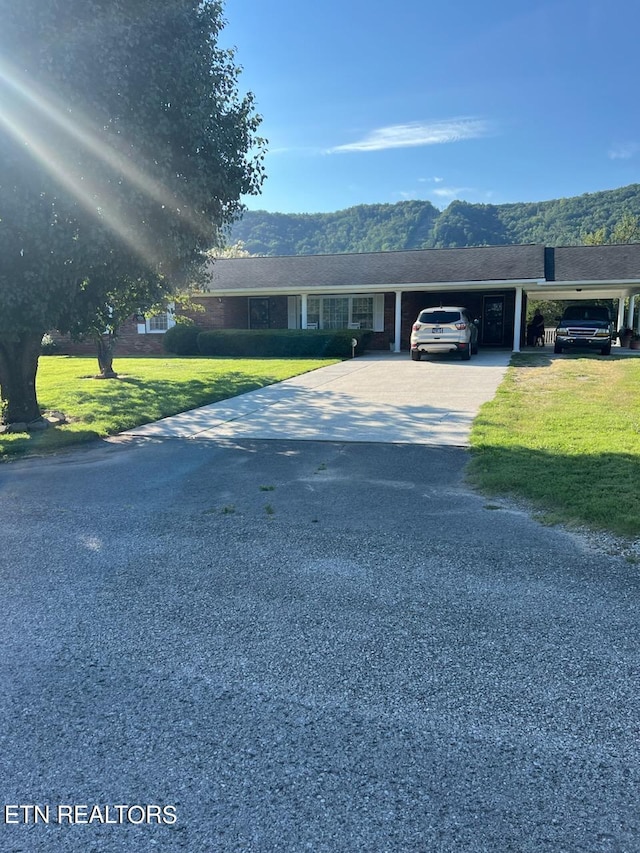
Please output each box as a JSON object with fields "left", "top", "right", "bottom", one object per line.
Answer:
{"left": 0, "top": 0, "right": 265, "bottom": 424}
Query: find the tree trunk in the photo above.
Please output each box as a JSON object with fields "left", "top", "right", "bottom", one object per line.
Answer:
{"left": 0, "top": 331, "right": 44, "bottom": 424}
{"left": 96, "top": 333, "right": 118, "bottom": 379}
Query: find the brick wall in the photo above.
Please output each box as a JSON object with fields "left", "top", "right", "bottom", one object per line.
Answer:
{"left": 48, "top": 294, "right": 394, "bottom": 354}
{"left": 48, "top": 319, "right": 164, "bottom": 355}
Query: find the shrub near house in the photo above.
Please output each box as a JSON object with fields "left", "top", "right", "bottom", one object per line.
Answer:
{"left": 163, "top": 324, "right": 201, "bottom": 355}
{"left": 194, "top": 329, "right": 373, "bottom": 358}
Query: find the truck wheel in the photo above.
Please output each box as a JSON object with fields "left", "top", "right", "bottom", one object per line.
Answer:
{"left": 554, "top": 343, "right": 562, "bottom": 354}
{"left": 601, "top": 344, "right": 611, "bottom": 355}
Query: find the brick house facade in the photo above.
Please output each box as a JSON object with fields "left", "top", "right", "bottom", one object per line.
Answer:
{"left": 50, "top": 243, "right": 640, "bottom": 354}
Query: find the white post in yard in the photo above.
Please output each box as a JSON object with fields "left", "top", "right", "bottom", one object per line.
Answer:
{"left": 513, "top": 286, "right": 523, "bottom": 353}
{"left": 394, "top": 290, "right": 402, "bottom": 353}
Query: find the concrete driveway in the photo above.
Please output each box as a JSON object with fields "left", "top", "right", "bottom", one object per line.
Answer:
{"left": 122, "top": 350, "right": 511, "bottom": 446}
{"left": 1, "top": 349, "right": 639, "bottom": 853}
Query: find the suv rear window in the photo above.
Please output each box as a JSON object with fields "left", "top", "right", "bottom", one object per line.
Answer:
{"left": 418, "top": 310, "right": 462, "bottom": 324}
{"left": 562, "top": 306, "right": 610, "bottom": 322}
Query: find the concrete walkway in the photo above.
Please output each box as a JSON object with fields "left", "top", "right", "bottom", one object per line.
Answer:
{"left": 122, "top": 350, "right": 512, "bottom": 446}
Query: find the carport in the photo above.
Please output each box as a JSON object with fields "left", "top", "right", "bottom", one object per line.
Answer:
{"left": 518, "top": 244, "right": 640, "bottom": 351}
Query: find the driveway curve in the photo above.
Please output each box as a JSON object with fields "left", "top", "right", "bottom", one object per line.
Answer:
{"left": 123, "top": 350, "right": 511, "bottom": 446}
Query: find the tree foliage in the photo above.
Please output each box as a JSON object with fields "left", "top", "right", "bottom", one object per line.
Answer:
{"left": 0, "top": 0, "right": 265, "bottom": 421}
{"left": 430, "top": 200, "right": 509, "bottom": 248}
{"left": 583, "top": 212, "right": 640, "bottom": 245}
{"left": 209, "top": 241, "right": 254, "bottom": 258}
{"left": 229, "top": 184, "right": 640, "bottom": 256}
{"left": 230, "top": 200, "right": 440, "bottom": 255}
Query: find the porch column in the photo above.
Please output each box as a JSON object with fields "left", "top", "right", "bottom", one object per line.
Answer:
{"left": 617, "top": 299, "right": 626, "bottom": 340}
{"left": 628, "top": 295, "right": 636, "bottom": 331}
{"left": 301, "top": 293, "right": 308, "bottom": 329}
{"left": 512, "top": 286, "right": 523, "bottom": 353}
{"left": 394, "top": 290, "right": 402, "bottom": 353}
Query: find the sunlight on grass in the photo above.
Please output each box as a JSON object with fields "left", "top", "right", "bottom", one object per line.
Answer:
{"left": 0, "top": 355, "right": 338, "bottom": 460}
{"left": 468, "top": 354, "right": 640, "bottom": 536}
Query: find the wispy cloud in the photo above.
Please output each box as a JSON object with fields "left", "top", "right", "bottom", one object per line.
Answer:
{"left": 432, "top": 186, "right": 471, "bottom": 199}
{"left": 608, "top": 142, "right": 640, "bottom": 160}
{"left": 268, "top": 146, "right": 294, "bottom": 156}
{"left": 328, "top": 119, "right": 488, "bottom": 154}
{"left": 393, "top": 184, "right": 477, "bottom": 204}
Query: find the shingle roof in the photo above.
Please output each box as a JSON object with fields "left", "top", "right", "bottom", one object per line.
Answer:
{"left": 552, "top": 244, "right": 640, "bottom": 282}
{"left": 206, "top": 244, "right": 546, "bottom": 292}
{"left": 204, "top": 243, "right": 640, "bottom": 294}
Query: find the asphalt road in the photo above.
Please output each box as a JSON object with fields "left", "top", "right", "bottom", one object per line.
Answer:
{"left": 1, "top": 356, "right": 639, "bottom": 852}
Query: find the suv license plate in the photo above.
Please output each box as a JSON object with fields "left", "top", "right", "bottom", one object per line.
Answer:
{"left": 432, "top": 326, "right": 443, "bottom": 333}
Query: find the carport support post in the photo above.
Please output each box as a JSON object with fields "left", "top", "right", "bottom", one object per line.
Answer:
{"left": 629, "top": 295, "right": 636, "bottom": 331}
{"left": 617, "top": 299, "right": 625, "bottom": 340}
{"left": 394, "top": 290, "right": 402, "bottom": 353}
{"left": 512, "top": 286, "right": 523, "bottom": 353}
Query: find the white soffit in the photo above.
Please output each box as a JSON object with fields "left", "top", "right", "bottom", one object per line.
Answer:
{"left": 525, "top": 280, "right": 640, "bottom": 300}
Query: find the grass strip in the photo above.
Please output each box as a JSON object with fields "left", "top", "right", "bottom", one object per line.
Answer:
{"left": 468, "top": 353, "right": 640, "bottom": 537}
{"left": 1, "top": 355, "right": 338, "bottom": 460}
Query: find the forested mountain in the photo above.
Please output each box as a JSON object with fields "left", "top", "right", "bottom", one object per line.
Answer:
{"left": 228, "top": 184, "right": 640, "bottom": 256}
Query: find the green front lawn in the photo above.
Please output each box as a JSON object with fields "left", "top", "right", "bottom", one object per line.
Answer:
{"left": 468, "top": 353, "right": 640, "bottom": 537}
{"left": 7, "top": 352, "right": 640, "bottom": 539}
{"left": 0, "top": 355, "right": 338, "bottom": 460}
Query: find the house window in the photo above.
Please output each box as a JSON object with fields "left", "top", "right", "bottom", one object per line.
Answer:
{"left": 307, "top": 298, "right": 320, "bottom": 328}
{"left": 297, "top": 295, "right": 382, "bottom": 331}
{"left": 148, "top": 313, "right": 169, "bottom": 331}
{"left": 322, "top": 297, "right": 349, "bottom": 329}
{"left": 249, "top": 297, "right": 270, "bottom": 329}
{"left": 142, "top": 304, "right": 176, "bottom": 334}
{"left": 351, "top": 297, "right": 374, "bottom": 330}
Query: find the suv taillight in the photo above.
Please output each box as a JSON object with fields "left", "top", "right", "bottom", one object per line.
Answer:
{"left": 455, "top": 322, "right": 467, "bottom": 330}
{"left": 412, "top": 323, "right": 421, "bottom": 331}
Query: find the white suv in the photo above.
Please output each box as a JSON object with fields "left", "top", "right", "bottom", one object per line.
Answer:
{"left": 410, "top": 306, "right": 478, "bottom": 361}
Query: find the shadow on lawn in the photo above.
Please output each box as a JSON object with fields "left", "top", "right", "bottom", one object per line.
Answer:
{"left": 0, "top": 372, "right": 287, "bottom": 460}
{"left": 468, "top": 443, "right": 640, "bottom": 537}
{"left": 0, "top": 428, "right": 102, "bottom": 460}
{"left": 106, "top": 371, "right": 286, "bottom": 419}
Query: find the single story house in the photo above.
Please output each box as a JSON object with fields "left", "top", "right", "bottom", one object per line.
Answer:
{"left": 54, "top": 243, "right": 640, "bottom": 355}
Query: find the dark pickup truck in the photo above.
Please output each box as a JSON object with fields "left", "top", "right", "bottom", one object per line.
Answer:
{"left": 554, "top": 305, "right": 613, "bottom": 355}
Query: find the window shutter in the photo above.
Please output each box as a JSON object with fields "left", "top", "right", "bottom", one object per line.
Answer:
{"left": 373, "top": 294, "right": 384, "bottom": 332}
{"left": 287, "top": 296, "right": 299, "bottom": 329}
{"left": 167, "top": 302, "right": 176, "bottom": 329}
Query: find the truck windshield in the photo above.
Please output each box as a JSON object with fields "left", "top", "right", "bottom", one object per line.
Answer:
{"left": 562, "top": 306, "right": 610, "bottom": 322}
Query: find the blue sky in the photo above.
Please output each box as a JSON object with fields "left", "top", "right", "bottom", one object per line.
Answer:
{"left": 221, "top": 0, "right": 640, "bottom": 214}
